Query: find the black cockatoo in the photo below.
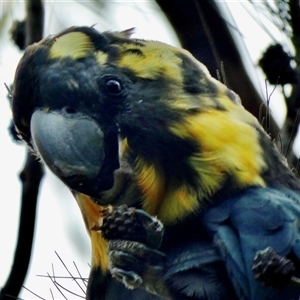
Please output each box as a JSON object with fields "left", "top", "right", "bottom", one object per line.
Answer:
{"left": 11, "top": 26, "right": 300, "bottom": 300}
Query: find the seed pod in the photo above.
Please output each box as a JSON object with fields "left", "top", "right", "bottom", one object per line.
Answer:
{"left": 98, "top": 205, "right": 164, "bottom": 249}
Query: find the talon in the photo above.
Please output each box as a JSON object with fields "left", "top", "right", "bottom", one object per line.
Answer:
{"left": 111, "top": 268, "right": 143, "bottom": 289}
{"left": 99, "top": 205, "right": 112, "bottom": 217}
{"left": 91, "top": 224, "right": 102, "bottom": 231}
{"left": 100, "top": 205, "right": 164, "bottom": 248}
{"left": 253, "top": 247, "right": 296, "bottom": 288}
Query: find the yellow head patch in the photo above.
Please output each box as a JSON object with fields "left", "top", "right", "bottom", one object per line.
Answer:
{"left": 49, "top": 31, "right": 93, "bottom": 59}
{"left": 117, "top": 41, "right": 183, "bottom": 81}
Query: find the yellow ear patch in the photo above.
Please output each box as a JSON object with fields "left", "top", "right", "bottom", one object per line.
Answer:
{"left": 169, "top": 107, "right": 266, "bottom": 192}
{"left": 50, "top": 32, "right": 93, "bottom": 59}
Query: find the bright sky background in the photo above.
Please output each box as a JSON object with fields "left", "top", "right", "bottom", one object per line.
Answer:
{"left": 0, "top": 1, "right": 299, "bottom": 299}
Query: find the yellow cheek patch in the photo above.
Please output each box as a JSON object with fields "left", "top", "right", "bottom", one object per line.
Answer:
{"left": 74, "top": 193, "right": 109, "bottom": 272}
{"left": 50, "top": 32, "right": 93, "bottom": 59}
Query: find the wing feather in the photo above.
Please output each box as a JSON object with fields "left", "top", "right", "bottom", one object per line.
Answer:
{"left": 203, "top": 187, "right": 300, "bottom": 300}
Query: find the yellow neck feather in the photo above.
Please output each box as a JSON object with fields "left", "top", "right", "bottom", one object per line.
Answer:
{"left": 130, "top": 103, "right": 266, "bottom": 225}
{"left": 75, "top": 193, "right": 109, "bottom": 272}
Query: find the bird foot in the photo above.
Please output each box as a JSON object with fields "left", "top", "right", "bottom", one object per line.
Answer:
{"left": 252, "top": 247, "right": 300, "bottom": 288}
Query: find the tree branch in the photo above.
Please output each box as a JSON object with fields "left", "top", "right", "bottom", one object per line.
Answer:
{"left": 0, "top": 0, "right": 44, "bottom": 299}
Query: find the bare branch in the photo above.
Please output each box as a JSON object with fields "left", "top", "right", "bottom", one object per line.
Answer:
{"left": 0, "top": 0, "right": 44, "bottom": 299}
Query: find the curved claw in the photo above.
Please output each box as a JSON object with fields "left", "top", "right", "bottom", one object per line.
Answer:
{"left": 134, "top": 209, "right": 164, "bottom": 248}
{"left": 109, "top": 240, "right": 166, "bottom": 266}
{"left": 253, "top": 247, "right": 296, "bottom": 288}
{"left": 100, "top": 205, "right": 164, "bottom": 248}
{"left": 111, "top": 268, "right": 143, "bottom": 290}
{"left": 108, "top": 240, "right": 171, "bottom": 298}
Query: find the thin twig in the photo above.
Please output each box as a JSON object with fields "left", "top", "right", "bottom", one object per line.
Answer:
{"left": 54, "top": 251, "right": 87, "bottom": 294}
{"left": 73, "top": 261, "right": 88, "bottom": 289}
{"left": 46, "top": 273, "right": 68, "bottom": 300}
{"left": 21, "top": 286, "right": 46, "bottom": 300}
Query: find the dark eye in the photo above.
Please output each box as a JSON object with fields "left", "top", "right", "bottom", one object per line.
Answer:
{"left": 104, "top": 78, "right": 122, "bottom": 95}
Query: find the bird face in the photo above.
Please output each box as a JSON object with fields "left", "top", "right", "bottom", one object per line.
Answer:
{"left": 12, "top": 26, "right": 267, "bottom": 223}
{"left": 12, "top": 27, "right": 135, "bottom": 200}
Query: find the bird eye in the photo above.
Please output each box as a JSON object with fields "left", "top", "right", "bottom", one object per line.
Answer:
{"left": 104, "top": 78, "right": 122, "bottom": 96}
